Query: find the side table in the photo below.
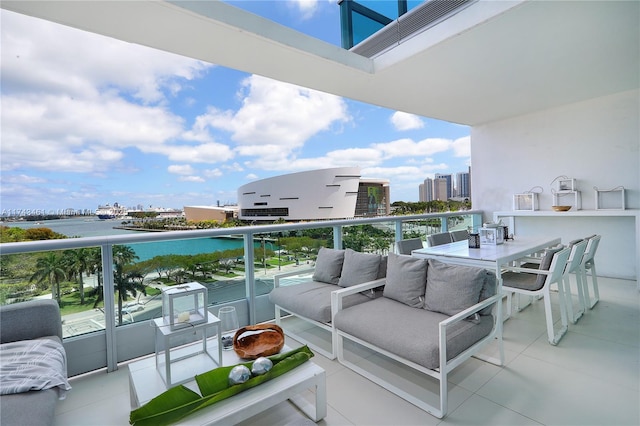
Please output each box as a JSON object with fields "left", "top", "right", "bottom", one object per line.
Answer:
{"left": 153, "top": 314, "right": 222, "bottom": 387}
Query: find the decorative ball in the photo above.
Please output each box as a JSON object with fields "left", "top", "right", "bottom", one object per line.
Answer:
{"left": 251, "top": 357, "right": 273, "bottom": 376}
{"left": 228, "top": 365, "right": 251, "bottom": 385}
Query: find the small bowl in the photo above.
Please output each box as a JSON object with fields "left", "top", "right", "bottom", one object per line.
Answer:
{"left": 552, "top": 205, "right": 572, "bottom": 212}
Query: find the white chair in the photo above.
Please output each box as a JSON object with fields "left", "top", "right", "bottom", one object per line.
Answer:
{"left": 562, "top": 239, "right": 588, "bottom": 323}
{"left": 450, "top": 229, "right": 469, "bottom": 242}
{"left": 427, "top": 232, "right": 452, "bottom": 247}
{"left": 502, "top": 246, "right": 572, "bottom": 345}
{"left": 580, "top": 235, "right": 601, "bottom": 309}
{"left": 395, "top": 238, "right": 424, "bottom": 255}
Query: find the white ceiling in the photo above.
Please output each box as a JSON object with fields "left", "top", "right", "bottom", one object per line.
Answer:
{"left": 2, "top": 0, "right": 638, "bottom": 126}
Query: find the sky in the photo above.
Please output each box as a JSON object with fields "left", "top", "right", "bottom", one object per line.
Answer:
{"left": 0, "top": 0, "right": 471, "bottom": 215}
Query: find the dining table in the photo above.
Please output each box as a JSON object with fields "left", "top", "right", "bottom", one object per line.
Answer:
{"left": 411, "top": 235, "right": 562, "bottom": 355}
{"left": 411, "top": 236, "right": 562, "bottom": 279}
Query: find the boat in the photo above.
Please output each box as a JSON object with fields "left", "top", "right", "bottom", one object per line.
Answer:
{"left": 95, "top": 203, "right": 127, "bottom": 220}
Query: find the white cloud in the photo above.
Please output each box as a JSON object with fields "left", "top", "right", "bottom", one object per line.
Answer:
{"left": 203, "top": 169, "right": 223, "bottom": 178}
{"left": 1, "top": 10, "right": 218, "bottom": 175}
{"left": 179, "top": 176, "right": 205, "bottom": 183}
{"left": 168, "top": 165, "right": 195, "bottom": 175}
{"left": 452, "top": 136, "right": 471, "bottom": 157}
{"left": 372, "top": 137, "right": 452, "bottom": 159}
{"left": 390, "top": 111, "right": 424, "bottom": 131}
{"left": 205, "top": 75, "right": 350, "bottom": 150}
{"left": 289, "top": 0, "right": 320, "bottom": 20}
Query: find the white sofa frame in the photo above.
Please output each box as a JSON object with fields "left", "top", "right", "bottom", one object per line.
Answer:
{"left": 273, "top": 266, "right": 385, "bottom": 359}
{"left": 332, "top": 279, "right": 503, "bottom": 419}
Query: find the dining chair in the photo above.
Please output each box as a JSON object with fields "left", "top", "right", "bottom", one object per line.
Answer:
{"left": 562, "top": 239, "right": 588, "bottom": 323}
{"left": 580, "top": 235, "right": 601, "bottom": 309}
{"left": 427, "top": 232, "right": 453, "bottom": 247}
{"left": 502, "top": 246, "right": 572, "bottom": 345}
{"left": 395, "top": 238, "right": 424, "bottom": 255}
{"left": 449, "top": 229, "right": 469, "bottom": 242}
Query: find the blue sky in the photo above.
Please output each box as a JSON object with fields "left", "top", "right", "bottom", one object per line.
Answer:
{"left": 0, "top": 1, "right": 470, "bottom": 214}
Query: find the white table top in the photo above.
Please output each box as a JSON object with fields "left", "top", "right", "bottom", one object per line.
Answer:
{"left": 412, "top": 236, "right": 561, "bottom": 269}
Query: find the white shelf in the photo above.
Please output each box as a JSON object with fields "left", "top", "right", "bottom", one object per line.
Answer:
{"left": 494, "top": 209, "right": 639, "bottom": 218}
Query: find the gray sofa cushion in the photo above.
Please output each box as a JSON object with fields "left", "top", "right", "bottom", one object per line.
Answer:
{"left": 0, "top": 389, "right": 58, "bottom": 426}
{"left": 383, "top": 252, "right": 427, "bottom": 308}
{"left": 269, "top": 280, "right": 371, "bottom": 323}
{"left": 312, "top": 248, "right": 345, "bottom": 285}
{"left": 338, "top": 249, "right": 381, "bottom": 288}
{"left": 424, "top": 259, "right": 484, "bottom": 316}
{"left": 334, "top": 297, "right": 494, "bottom": 370}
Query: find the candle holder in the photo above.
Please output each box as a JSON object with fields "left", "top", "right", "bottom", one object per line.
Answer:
{"left": 162, "top": 282, "right": 208, "bottom": 331}
{"left": 468, "top": 232, "right": 480, "bottom": 249}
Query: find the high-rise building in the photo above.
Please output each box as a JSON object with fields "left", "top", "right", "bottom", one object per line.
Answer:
{"left": 435, "top": 173, "right": 453, "bottom": 199}
{"left": 456, "top": 171, "right": 471, "bottom": 199}
{"left": 433, "top": 178, "right": 449, "bottom": 201}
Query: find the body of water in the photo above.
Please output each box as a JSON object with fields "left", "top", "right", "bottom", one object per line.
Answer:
{"left": 3, "top": 217, "right": 246, "bottom": 261}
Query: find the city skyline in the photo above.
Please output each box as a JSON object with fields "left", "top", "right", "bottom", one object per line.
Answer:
{"left": 0, "top": 1, "right": 471, "bottom": 213}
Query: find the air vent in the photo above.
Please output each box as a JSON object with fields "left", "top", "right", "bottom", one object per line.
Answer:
{"left": 351, "top": 0, "right": 475, "bottom": 58}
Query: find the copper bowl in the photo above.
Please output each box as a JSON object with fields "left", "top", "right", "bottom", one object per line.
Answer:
{"left": 552, "top": 205, "right": 572, "bottom": 212}
{"left": 233, "top": 324, "right": 285, "bottom": 359}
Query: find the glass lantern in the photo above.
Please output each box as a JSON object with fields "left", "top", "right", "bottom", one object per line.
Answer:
{"left": 479, "top": 226, "right": 505, "bottom": 245}
{"left": 162, "top": 282, "right": 208, "bottom": 330}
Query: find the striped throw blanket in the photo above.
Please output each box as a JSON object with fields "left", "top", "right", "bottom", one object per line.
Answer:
{"left": 0, "top": 338, "right": 72, "bottom": 399}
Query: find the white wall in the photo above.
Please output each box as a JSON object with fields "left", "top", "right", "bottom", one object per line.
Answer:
{"left": 471, "top": 89, "right": 639, "bottom": 279}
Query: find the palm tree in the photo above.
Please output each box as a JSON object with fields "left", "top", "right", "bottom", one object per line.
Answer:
{"left": 87, "top": 248, "right": 104, "bottom": 309}
{"left": 64, "top": 248, "right": 91, "bottom": 304}
{"left": 30, "top": 252, "right": 66, "bottom": 303}
{"left": 113, "top": 246, "right": 143, "bottom": 325}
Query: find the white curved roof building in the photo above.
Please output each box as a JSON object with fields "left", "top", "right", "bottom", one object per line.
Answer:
{"left": 237, "top": 167, "right": 389, "bottom": 221}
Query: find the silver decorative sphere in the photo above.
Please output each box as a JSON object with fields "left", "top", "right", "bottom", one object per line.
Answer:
{"left": 251, "top": 357, "right": 273, "bottom": 376}
{"left": 228, "top": 365, "right": 251, "bottom": 385}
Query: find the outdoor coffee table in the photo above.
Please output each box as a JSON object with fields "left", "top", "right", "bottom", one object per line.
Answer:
{"left": 128, "top": 342, "right": 326, "bottom": 425}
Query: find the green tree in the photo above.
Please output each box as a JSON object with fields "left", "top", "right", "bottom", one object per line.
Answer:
{"left": 64, "top": 248, "right": 92, "bottom": 305}
{"left": 30, "top": 252, "right": 66, "bottom": 303}
{"left": 87, "top": 248, "right": 105, "bottom": 309}
{"left": 113, "top": 246, "right": 142, "bottom": 325}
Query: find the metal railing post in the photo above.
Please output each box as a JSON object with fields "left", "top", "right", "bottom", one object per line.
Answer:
{"left": 244, "top": 233, "right": 256, "bottom": 325}
{"left": 101, "top": 244, "right": 117, "bottom": 372}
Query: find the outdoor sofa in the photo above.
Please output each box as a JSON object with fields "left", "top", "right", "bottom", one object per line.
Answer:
{"left": 269, "top": 247, "right": 387, "bottom": 359}
{"left": 0, "top": 299, "right": 71, "bottom": 426}
{"left": 333, "top": 252, "right": 503, "bottom": 418}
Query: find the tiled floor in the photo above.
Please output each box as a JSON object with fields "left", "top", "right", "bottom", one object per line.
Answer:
{"left": 54, "top": 276, "right": 639, "bottom": 425}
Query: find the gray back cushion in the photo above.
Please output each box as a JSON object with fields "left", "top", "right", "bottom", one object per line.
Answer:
{"left": 383, "top": 252, "right": 428, "bottom": 308}
{"left": 536, "top": 247, "right": 562, "bottom": 287}
{"left": 338, "top": 249, "right": 382, "bottom": 288}
{"left": 377, "top": 255, "right": 388, "bottom": 279}
{"left": 424, "top": 259, "right": 484, "bottom": 316}
{"left": 312, "top": 247, "right": 345, "bottom": 285}
{"left": 478, "top": 271, "right": 497, "bottom": 315}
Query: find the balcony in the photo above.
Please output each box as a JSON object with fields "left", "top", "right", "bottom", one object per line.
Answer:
{"left": 2, "top": 213, "right": 638, "bottom": 425}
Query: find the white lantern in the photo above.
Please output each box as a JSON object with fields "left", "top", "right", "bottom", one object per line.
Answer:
{"left": 162, "top": 282, "right": 208, "bottom": 330}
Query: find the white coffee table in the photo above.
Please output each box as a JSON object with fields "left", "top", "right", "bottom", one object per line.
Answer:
{"left": 128, "top": 343, "right": 327, "bottom": 425}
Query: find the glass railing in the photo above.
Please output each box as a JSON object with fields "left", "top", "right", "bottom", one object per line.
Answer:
{"left": 0, "top": 211, "right": 482, "bottom": 375}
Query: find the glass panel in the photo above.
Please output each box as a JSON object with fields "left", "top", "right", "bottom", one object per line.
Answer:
{"left": 342, "top": 223, "right": 394, "bottom": 253}
{"left": 126, "top": 236, "right": 247, "bottom": 321}
{"left": 352, "top": 11, "right": 388, "bottom": 46}
{"left": 0, "top": 246, "right": 105, "bottom": 338}
{"left": 358, "top": 0, "right": 401, "bottom": 19}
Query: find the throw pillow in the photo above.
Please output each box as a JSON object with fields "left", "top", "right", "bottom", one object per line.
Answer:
{"left": 338, "top": 249, "right": 382, "bottom": 288}
{"left": 424, "top": 259, "right": 484, "bottom": 316}
{"left": 312, "top": 247, "right": 345, "bottom": 284}
{"left": 382, "top": 252, "right": 428, "bottom": 308}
